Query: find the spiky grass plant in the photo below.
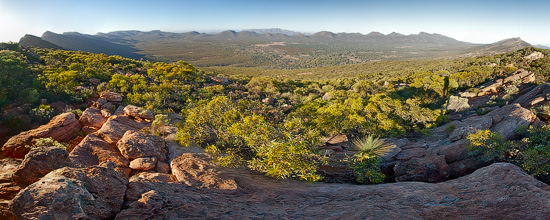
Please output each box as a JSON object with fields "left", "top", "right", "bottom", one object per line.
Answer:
{"left": 352, "top": 135, "right": 394, "bottom": 159}
{"left": 349, "top": 135, "right": 395, "bottom": 184}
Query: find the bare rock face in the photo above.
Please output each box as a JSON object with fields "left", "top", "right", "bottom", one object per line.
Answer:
{"left": 11, "top": 146, "right": 71, "bottom": 186}
{"left": 170, "top": 153, "right": 238, "bottom": 190}
{"left": 0, "top": 159, "right": 22, "bottom": 220}
{"left": 486, "top": 103, "right": 537, "bottom": 140}
{"left": 448, "top": 115, "right": 493, "bottom": 141}
{"left": 515, "top": 83, "right": 550, "bottom": 107}
{"left": 100, "top": 91, "right": 122, "bottom": 102}
{"left": 79, "top": 107, "right": 107, "bottom": 133}
{"left": 0, "top": 159, "right": 20, "bottom": 184}
{"left": 9, "top": 161, "right": 127, "bottom": 220}
{"left": 115, "top": 190, "right": 167, "bottom": 220}
{"left": 115, "top": 163, "right": 550, "bottom": 219}
{"left": 123, "top": 105, "right": 154, "bottom": 120}
{"left": 434, "top": 139, "right": 469, "bottom": 163}
{"left": 117, "top": 130, "right": 166, "bottom": 161}
{"left": 96, "top": 115, "right": 148, "bottom": 144}
{"left": 2, "top": 112, "right": 80, "bottom": 158}
{"left": 70, "top": 133, "right": 128, "bottom": 167}
{"left": 394, "top": 155, "right": 450, "bottom": 182}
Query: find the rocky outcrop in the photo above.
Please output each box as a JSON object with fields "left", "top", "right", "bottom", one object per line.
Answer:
{"left": 514, "top": 83, "right": 550, "bottom": 107}
{"left": 11, "top": 146, "right": 71, "bottom": 186}
{"left": 170, "top": 153, "right": 238, "bottom": 190}
{"left": 10, "top": 161, "right": 127, "bottom": 220}
{"left": 526, "top": 51, "right": 545, "bottom": 61}
{"left": 388, "top": 102, "right": 537, "bottom": 182}
{"left": 488, "top": 103, "right": 537, "bottom": 140}
{"left": 2, "top": 112, "right": 81, "bottom": 158}
{"left": 461, "top": 69, "right": 535, "bottom": 98}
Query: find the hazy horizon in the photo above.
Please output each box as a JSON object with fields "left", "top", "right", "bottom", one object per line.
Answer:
{"left": 1, "top": 0, "right": 549, "bottom": 46}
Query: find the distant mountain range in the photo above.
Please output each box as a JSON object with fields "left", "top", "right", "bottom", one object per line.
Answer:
{"left": 243, "top": 28, "right": 304, "bottom": 36}
{"left": 18, "top": 30, "right": 535, "bottom": 68}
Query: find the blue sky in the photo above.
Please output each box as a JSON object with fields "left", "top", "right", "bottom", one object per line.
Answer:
{"left": 1, "top": 0, "right": 549, "bottom": 45}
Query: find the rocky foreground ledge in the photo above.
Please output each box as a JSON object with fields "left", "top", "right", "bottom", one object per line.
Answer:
{"left": 0, "top": 90, "right": 549, "bottom": 219}
{"left": 8, "top": 159, "right": 550, "bottom": 219}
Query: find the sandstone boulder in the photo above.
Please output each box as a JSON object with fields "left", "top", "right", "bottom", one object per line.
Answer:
{"left": 100, "top": 91, "right": 122, "bottom": 102}
{"left": 262, "top": 97, "right": 275, "bottom": 105}
{"left": 211, "top": 76, "right": 229, "bottom": 84}
{"left": 117, "top": 130, "right": 166, "bottom": 161}
{"left": 10, "top": 161, "right": 127, "bottom": 220}
{"left": 79, "top": 107, "right": 107, "bottom": 132}
{"left": 394, "top": 155, "right": 450, "bottom": 182}
{"left": 433, "top": 139, "right": 469, "bottom": 163}
{"left": 155, "top": 161, "right": 170, "bottom": 174}
{"left": 129, "top": 157, "right": 157, "bottom": 170}
{"left": 170, "top": 153, "right": 237, "bottom": 190}
{"left": 0, "top": 159, "right": 20, "bottom": 184}
{"left": 446, "top": 95, "right": 470, "bottom": 112}
{"left": 89, "top": 78, "right": 100, "bottom": 86}
{"left": 123, "top": 105, "right": 154, "bottom": 120}
{"left": 69, "top": 133, "right": 130, "bottom": 177}
{"left": 96, "top": 115, "right": 148, "bottom": 144}
{"left": 448, "top": 156, "right": 490, "bottom": 178}
{"left": 2, "top": 112, "right": 80, "bottom": 158}
{"left": 12, "top": 146, "right": 71, "bottom": 186}
{"left": 130, "top": 172, "right": 176, "bottom": 183}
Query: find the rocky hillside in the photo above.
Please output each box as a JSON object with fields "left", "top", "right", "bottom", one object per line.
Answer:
{"left": 1, "top": 53, "right": 550, "bottom": 218}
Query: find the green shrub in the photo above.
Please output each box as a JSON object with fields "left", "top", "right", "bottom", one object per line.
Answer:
{"left": 30, "top": 104, "right": 55, "bottom": 123}
{"left": 466, "top": 129, "right": 504, "bottom": 160}
{"left": 519, "top": 125, "right": 550, "bottom": 176}
{"left": 446, "top": 124, "right": 456, "bottom": 133}
{"left": 26, "top": 137, "right": 68, "bottom": 151}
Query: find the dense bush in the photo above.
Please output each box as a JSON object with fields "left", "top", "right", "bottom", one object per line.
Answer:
{"left": 176, "top": 96, "right": 324, "bottom": 181}
{"left": 467, "top": 126, "right": 550, "bottom": 177}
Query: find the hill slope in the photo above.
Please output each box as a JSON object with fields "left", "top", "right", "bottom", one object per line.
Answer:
{"left": 40, "top": 31, "right": 144, "bottom": 60}
{"left": 18, "top": 34, "right": 65, "bottom": 50}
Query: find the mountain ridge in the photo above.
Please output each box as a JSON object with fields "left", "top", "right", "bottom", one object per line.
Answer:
{"left": 19, "top": 30, "right": 532, "bottom": 68}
